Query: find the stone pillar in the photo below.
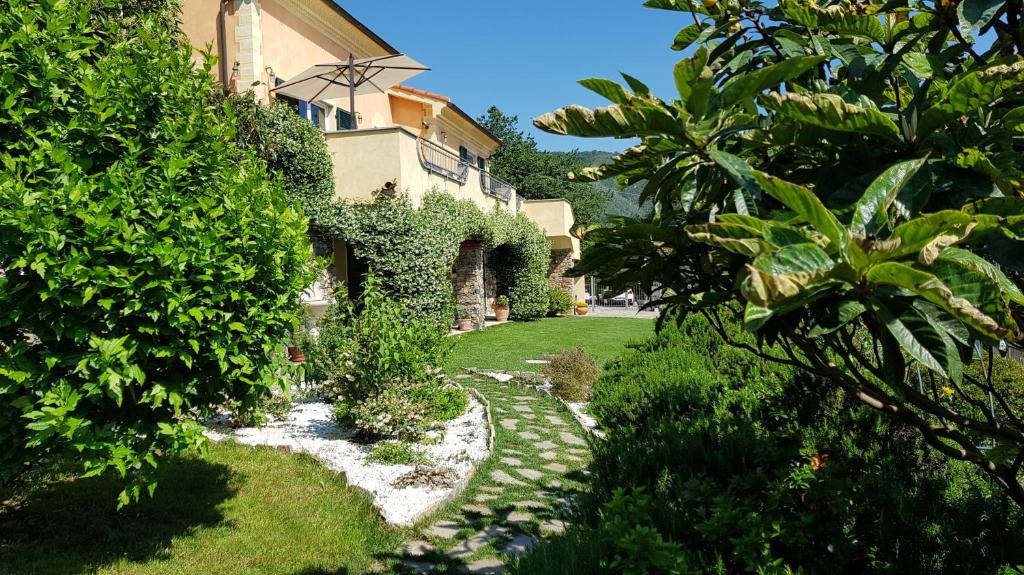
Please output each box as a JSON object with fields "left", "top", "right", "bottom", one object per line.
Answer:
{"left": 483, "top": 249, "right": 498, "bottom": 317}
{"left": 233, "top": 0, "right": 264, "bottom": 100}
{"left": 548, "top": 249, "right": 576, "bottom": 299}
{"left": 453, "top": 242, "right": 485, "bottom": 329}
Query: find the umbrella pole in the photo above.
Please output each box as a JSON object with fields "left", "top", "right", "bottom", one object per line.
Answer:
{"left": 348, "top": 53, "right": 356, "bottom": 129}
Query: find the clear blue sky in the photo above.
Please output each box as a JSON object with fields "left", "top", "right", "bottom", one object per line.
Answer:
{"left": 338, "top": 1, "right": 690, "bottom": 153}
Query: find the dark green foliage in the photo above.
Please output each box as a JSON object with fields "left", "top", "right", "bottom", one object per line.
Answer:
{"left": 306, "top": 276, "right": 464, "bottom": 440}
{"left": 538, "top": 0, "right": 1024, "bottom": 502}
{"left": 547, "top": 285, "right": 574, "bottom": 316}
{"left": 575, "top": 150, "right": 650, "bottom": 219}
{"left": 478, "top": 107, "right": 608, "bottom": 226}
{"left": 0, "top": 0, "right": 316, "bottom": 503}
{"left": 87, "top": 0, "right": 182, "bottom": 35}
{"left": 308, "top": 191, "right": 550, "bottom": 331}
{"left": 568, "top": 315, "right": 1024, "bottom": 573}
{"left": 228, "top": 95, "right": 335, "bottom": 211}
{"left": 306, "top": 277, "right": 452, "bottom": 403}
{"left": 543, "top": 348, "right": 600, "bottom": 401}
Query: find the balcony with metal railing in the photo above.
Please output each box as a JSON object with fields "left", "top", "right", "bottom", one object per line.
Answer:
{"left": 417, "top": 137, "right": 469, "bottom": 185}
{"left": 325, "top": 126, "right": 520, "bottom": 214}
{"left": 416, "top": 137, "right": 516, "bottom": 204}
{"left": 480, "top": 170, "right": 515, "bottom": 203}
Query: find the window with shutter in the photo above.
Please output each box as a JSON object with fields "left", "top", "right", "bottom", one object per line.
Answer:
{"left": 335, "top": 108, "right": 354, "bottom": 131}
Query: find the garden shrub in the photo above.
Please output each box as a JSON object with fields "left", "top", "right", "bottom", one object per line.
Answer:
{"left": 339, "top": 387, "right": 430, "bottom": 441}
{"left": 309, "top": 191, "right": 550, "bottom": 332}
{"left": 228, "top": 94, "right": 335, "bottom": 211}
{"left": 553, "top": 314, "right": 1024, "bottom": 574}
{"left": 307, "top": 275, "right": 466, "bottom": 440}
{"left": 547, "top": 285, "right": 574, "bottom": 317}
{"left": 543, "top": 348, "right": 600, "bottom": 402}
{"left": 0, "top": 1, "right": 317, "bottom": 503}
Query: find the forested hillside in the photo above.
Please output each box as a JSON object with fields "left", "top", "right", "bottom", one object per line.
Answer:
{"left": 573, "top": 150, "right": 649, "bottom": 219}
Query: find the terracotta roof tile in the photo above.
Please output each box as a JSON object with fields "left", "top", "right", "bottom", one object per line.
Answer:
{"left": 394, "top": 84, "right": 450, "bottom": 103}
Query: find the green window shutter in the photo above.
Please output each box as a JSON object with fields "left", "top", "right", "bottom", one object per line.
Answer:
{"left": 336, "top": 108, "right": 354, "bottom": 130}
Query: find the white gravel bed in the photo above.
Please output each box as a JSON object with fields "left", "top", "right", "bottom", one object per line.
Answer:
{"left": 205, "top": 395, "right": 490, "bottom": 526}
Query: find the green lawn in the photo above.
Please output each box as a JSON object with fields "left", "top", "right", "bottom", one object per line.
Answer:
{"left": 0, "top": 442, "right": 405, "bottom": 575}
{"left": 0, "top": 317, "right": 648, "bottom": 575}
{"left": 447, "top": 317, "right": 655, "bottom": 373}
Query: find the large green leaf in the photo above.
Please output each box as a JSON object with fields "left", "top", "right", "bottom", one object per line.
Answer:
{"left": 687, "top": 222, "right": 775, "bottom": 257}
{"left": 534, "top": 101, "right": 685, "bottom": 138}
{"left": 874, "top": 296, "right": 963, "bottom": 382}
{"left": 673, "top": 20, "right": 725, "bottom": 51}
{"left": 719, "top": 55, "right": 827, "bottom": 107}
{"left": 762, "top": 92, "right": 902, "bottom": 140}
{"left": 956, "top": 0, "right": 1005, "bottom": 37}
{"left": 578, "top": 78, "right": 632, "bottom": 105}
{"left": 708, "top": 148, "right": 763, "bottom": 201}
{"left": 781, "top": 1, "right": 888, "bottom": 44}
{"left": 850, "top": 157, "right": 928, "bottom": 237}
{"left": 929, "top": 259, "right": 1011, "bottom": 326}
{"left": 945, "top": 60, "right": 1024, "bottom": 115}
{"left": 742, "top": 243, "right": 835, "bottom": 306}
{"left": 674, "top": 47, "right": 714, "bottom": 117}
{"left": 939, "top": 247, "right": 1024, "bottom": 305}
{"left": 808, "top": 298, "right": 867, "bottom": 336}
{"left": 753, "top": 171, "right": 847, "bottom": 252}
{"left": 866, "top": 262, "right": 1011, "bottom": 339}
{"left": 1005, "top": 107, "right": 1024, "bottom": 133}
{"left": 869, "top": 210, "right": 977, "bottom": 264}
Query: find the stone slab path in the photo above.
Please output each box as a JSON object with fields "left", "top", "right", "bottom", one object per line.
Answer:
{"left": 394, "top": 372, "right": 591, "bottom": 573}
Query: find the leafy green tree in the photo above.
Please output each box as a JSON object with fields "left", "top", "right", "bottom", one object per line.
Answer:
{"left": 0, "top": 0, "right": 317, "bottom": 504}
{"left": 537, "top": 0, "right": 1024, "bottom": 503}
{"left": 228, "top": 93, "right": 335, "bottom": 212}
{"left": 478, "top": 107, "right": 608, "bottom": 225}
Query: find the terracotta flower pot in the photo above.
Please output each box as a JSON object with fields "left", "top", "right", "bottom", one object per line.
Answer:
{"left": 456, "top": 318, "right": 475, "bottom": 331}
{"left": 575, "top": 305, "right": 589, "bottom": 316}
{"left": 494, "top": 305, "right": 510, "bottom": 322}
{"left": 287, "top": 345, "right": 305, "bottom": 363}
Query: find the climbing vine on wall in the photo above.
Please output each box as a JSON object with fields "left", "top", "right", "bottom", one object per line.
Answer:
{"left": 308, "top": 191, "right": 550, "bottom": 333}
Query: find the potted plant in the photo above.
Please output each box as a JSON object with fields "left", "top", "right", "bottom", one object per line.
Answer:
{"left": 575, "top": 300, "right": 589, "bottom": 316}
{"left": 287, "top": 341, "right": 305, "bottom": 363}
{"left": 494, "top": 295, "right": 510, "bottom": 322}
{"left": 456, "top": 317, "right": 475, "bottom": 331}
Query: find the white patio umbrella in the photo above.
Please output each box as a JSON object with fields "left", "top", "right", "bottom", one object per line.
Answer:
{"left": 271, "top": 53, "right": 429, "bottom": 129}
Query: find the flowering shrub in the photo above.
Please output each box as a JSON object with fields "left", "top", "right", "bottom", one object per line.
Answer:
{"left": 334, "top": 385, "right": 429, "bottom": 441}
{"left": 307, "top": 275, "right": 466, "bottom": 439}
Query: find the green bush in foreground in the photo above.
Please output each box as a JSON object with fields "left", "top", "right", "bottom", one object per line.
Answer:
{"left": 520, "top": 314, "right": 1024, "bottom": 574}
{"left": 0, "top": 1, "right": 316, "bottom": 504}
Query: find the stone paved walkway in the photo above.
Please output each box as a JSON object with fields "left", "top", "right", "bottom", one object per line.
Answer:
{"left": 393, "top": 372, "right": 591, "bottom": 573}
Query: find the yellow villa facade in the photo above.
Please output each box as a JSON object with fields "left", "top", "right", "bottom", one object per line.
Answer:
{"left": 179, "top": 0, "right": 584, "bottom": 323}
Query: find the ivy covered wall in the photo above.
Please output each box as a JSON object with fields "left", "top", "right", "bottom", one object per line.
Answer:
{"left": 307, "top": 191, "right": 550, "bottom": 333}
